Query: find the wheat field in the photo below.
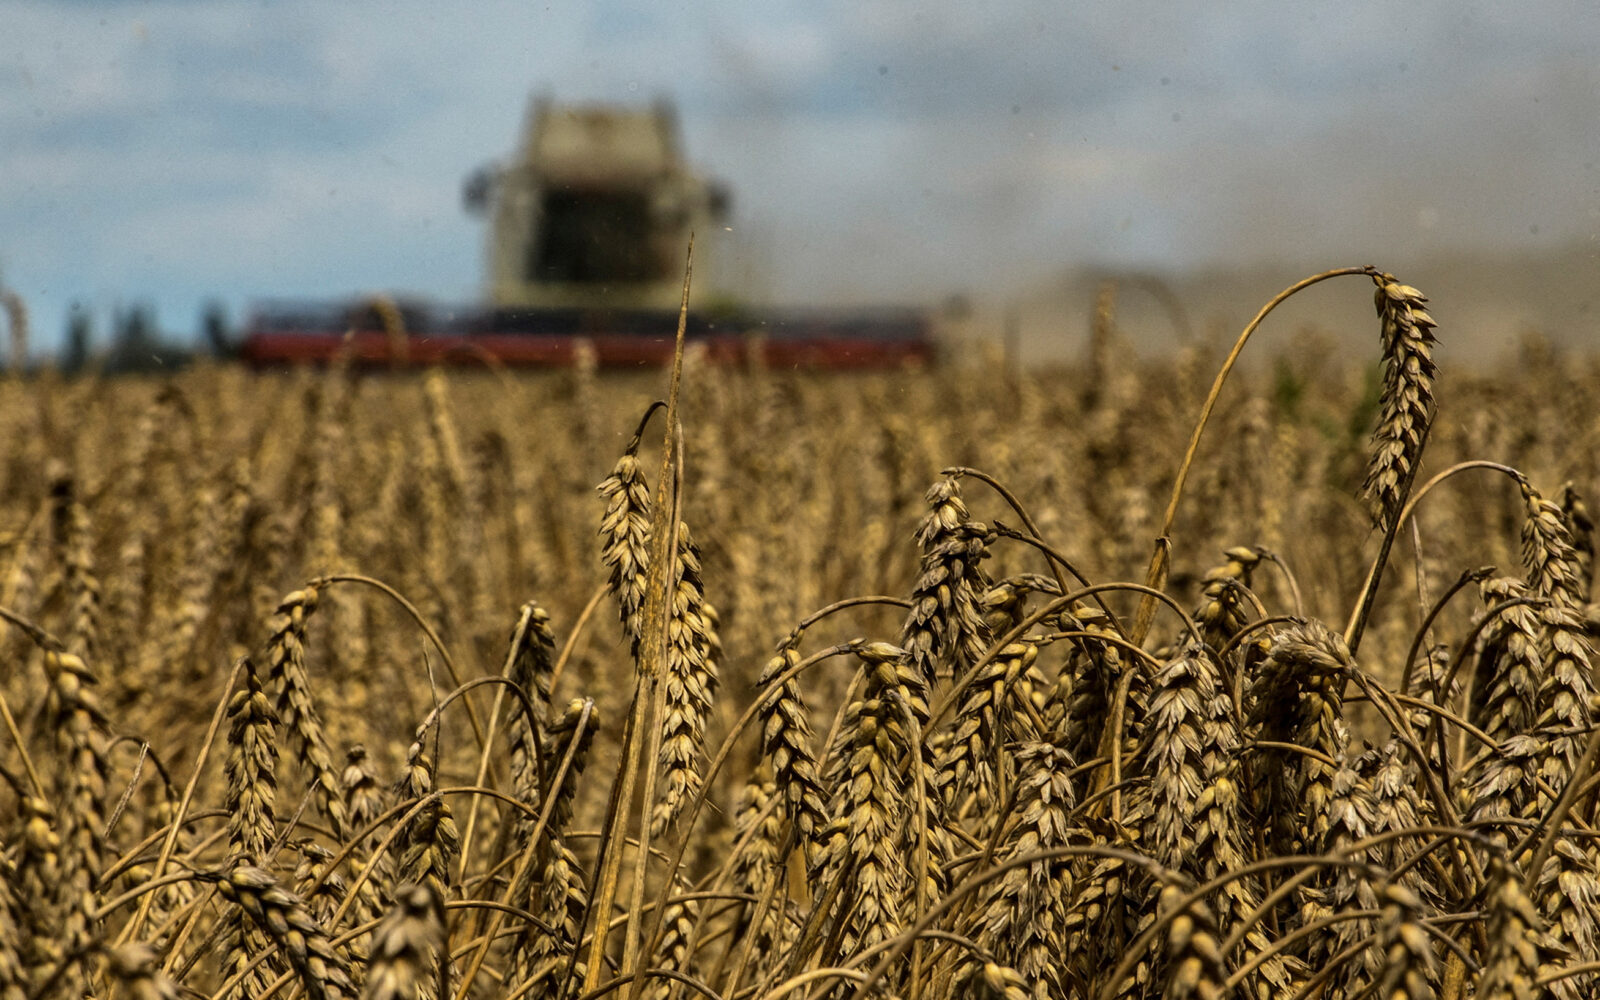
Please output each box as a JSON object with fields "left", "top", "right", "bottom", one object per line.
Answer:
{"left": 2, "top": 269, "right": 1599, "bottom": 1000}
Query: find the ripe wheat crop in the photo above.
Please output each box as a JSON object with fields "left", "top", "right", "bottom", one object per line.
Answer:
{"left": 2, "top": 267, "right": 1600, "bottom": 999}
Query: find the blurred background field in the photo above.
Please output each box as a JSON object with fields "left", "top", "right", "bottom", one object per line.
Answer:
{"left": 1, "top": 321, "right": 1593, "bottom": 768}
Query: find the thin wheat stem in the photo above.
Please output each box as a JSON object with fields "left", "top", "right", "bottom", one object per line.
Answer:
{"left": 1135, "top": 265, "right": 1378, "bottom": 643}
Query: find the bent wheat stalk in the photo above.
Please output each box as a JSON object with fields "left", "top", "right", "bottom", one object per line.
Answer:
{"left": 1133, "top": 265, "right": 1378, "bottom": 644}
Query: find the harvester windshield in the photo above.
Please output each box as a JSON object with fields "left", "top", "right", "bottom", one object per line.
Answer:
{"left": 531, "top": 187, "right": 660, "bottom": 284}
{"left": 469, "top": 97, "right": 725, "bottom": 310}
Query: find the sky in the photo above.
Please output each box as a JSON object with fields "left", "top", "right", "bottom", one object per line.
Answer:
{"left": 3, "top": 0, "right": 1599, "bottom": 354}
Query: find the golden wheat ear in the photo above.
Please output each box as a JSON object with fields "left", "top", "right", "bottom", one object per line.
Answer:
{"left": 1362, "top": 275, "right": 1439, "bottom": 533}
{"left": 362, "top": 885, "right": 445, "bottom": 1000}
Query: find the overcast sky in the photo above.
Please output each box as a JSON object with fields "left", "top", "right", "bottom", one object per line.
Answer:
{"left": 3, "top": 1, "right": 1598, "bottom": 351}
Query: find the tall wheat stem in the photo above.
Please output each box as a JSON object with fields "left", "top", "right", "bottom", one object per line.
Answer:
{"left": 1132, "top": 265, "right": 1377, "bottom": 644}
{"left": 583, "top": 236, "right": 693, "bottom": 1000}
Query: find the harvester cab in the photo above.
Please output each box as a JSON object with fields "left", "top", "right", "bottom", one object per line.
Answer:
{"left": 464, "top": 96, "right": 730, "bottom": 311}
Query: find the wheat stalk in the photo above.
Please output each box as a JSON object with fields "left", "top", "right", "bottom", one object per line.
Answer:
{"left": 262, "top": 585, "right": 350, "bottom": 838}
{"left": 1371, "top": 884, "right": 1437, "bottom": 1000}
{"left": 224, "top": 656, "right": 279, "bottom": 864}
{"left": 1362, "top": 274, "right": 1439, "bottom": 532}
{"left": 362, "top": 885, "right": 446, "bottom": 1000}
{"left": 964, "top": 739, "right": 1077, "bottom": 1000}
{"left": 1249, "top": 621, "right": 1351, "bottom": 857}
{"left": 509, "top": 697, "right": 598, "bottom": 997}
{"left": 651, "top": 523, "right": 722, "bottom": 838}
{"left": 43, "top": 648, "right": 112, "bottom": 960}
{"left": 104, "top": 942, "right": 182, "bottom": 1000}
{"left": 0, "top": 852, "right": 30, "bottom": 1000}
{"left": 815, "top": 641, "right": 921, "bottom": 963}
{"left": 598, "top": 423, "right": 655, "bottom": 660}
{"left": 1477, "top": 859, "right": 1560, "bottom": 1000}
{"left": 216, "top": 864, "right": 357, "bottom": 1000}
{"left": 902, "top": 477, "right": 993, "bottom": 686}
{"left": 7, "top": 265, "right": 1600, "bottom": 1000}
{"left": 756, "top": 642, "right": 830, "bottom": 849}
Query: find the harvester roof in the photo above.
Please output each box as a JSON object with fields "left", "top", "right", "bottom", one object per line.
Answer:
{"left": 520, "top": 100, "right": 683, "bottom": 186}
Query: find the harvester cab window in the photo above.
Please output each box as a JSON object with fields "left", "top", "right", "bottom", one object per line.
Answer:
{"left": 531, "top": 188, "right": 660, "bottom": 284}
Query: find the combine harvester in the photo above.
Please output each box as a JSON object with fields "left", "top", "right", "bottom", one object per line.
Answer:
{"left": 239, "top": 98, "right": 935, "bottom": 369}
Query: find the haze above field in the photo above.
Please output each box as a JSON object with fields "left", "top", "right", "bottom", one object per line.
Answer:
{"left": 3, "top": 0, "right": 1597, "bottom": 359}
